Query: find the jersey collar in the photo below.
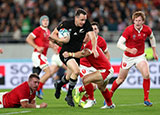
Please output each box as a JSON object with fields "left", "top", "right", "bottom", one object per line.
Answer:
{"left": 40, "top": 26, "right": 48, "bottom": 31}
{"left": 134, "top": 24, "right": 143, "bottom": 33}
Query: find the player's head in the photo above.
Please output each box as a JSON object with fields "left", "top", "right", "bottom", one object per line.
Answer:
{"left": 75, "top": 8, "right": 87, "bottom": 27}
{"left": 40, "top": 15, "right": 49, "bottom": 28}
{"left": 132, "top": 11, "right": 145, "bottom": 29}
{"left": 28, "top": 73, "right": 40, "bottom": 91}
{"left": 91, "top": 22, "right": 99, "bottom": 37}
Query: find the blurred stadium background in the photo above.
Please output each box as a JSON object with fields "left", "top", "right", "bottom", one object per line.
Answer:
{"left": 0, "top": 0, "right": 160, "bottom": 89}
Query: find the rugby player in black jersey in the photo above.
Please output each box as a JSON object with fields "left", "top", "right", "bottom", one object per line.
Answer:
{"left": 49, "top": 8, "right": 99, "bottom": 107}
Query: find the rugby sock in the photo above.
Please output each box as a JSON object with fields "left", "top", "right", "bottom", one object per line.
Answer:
{"left": 81, "top": 95, "right": 88, "bottom": 102}
{"left": 84, "top": 83, "right": 94, "bottom": 100}
{"left": 57, "top": 75, "right": 69, "bottom": 89}
{"left": 37, "top": 82, "right": 44, "bottom": 91}
{"left": 110, "top": 80, "right": 120, "bottom": 97}
{"left": 101, "top": 88, "right": 112, "bottom": 106}
{"left": 143, "top": 78, "right": 150, "bottom": 101}
{"left": 79, "top": 86, "right": 84, "bottom": 93}
{"left": 67, "top": 78, "right": 77, "bottom": 96}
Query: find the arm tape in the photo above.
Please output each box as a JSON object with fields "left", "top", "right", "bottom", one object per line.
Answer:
{"left": 149, "top": 32, "right": 156, "bottom": 47}
{"left": 117, "top": 36, "right": 127, "bottom": 51}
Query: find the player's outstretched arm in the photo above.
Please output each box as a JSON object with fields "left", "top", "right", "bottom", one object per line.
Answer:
{"left": 88, "top": 31, "right": 99, "bottom": 58}
{"left": 63, "top": 49, "right": 91, "bottom": 58}
{"left": 21, "top": 101, "right": 47, "bottom": 108}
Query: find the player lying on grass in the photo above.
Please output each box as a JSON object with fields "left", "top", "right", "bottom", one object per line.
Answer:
{"left": 0, "top": 73, "right": 47, "bottom": 108}
{"left": 62, "top": 36, "right": 115, "bottom": 109}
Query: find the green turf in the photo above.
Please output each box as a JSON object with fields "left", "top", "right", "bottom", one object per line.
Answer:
{"left": 0, "top": 89, "right": 159, "bottom": 115}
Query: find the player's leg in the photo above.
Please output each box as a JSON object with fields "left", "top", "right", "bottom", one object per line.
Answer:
{"left": 33, "top": 53, "right": 51, "bottom": 99}
{"left": 36, "top": 66, "right": 52, "bottom": 99}
{"left": 110, "top": 68, "right": 129, "bottom": 97}
{"left": 54, "top": 68, "right": 71, "bottom": 99}
{"left": 82, "top": 71, "right": 102, "bottom": 108}
{"left": 65, "top": 59, "right": 80, "bottom": 107}
{"left": 136, "top": 60, "right": 152, "bottom": 106}
{"left": 98, "top": 82, "right": 115, "bottom": 109}
{"left": 50, "top": 64, "right": 59, "bottom": 77}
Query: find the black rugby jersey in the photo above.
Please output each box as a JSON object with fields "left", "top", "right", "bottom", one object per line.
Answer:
{"left": 57, "top": 19, "right": 93, "bottom": 53}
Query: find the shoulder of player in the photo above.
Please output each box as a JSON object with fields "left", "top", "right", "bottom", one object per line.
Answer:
{"left": 62, "top": 19, "right": 74, "bottom": 24}
{"left": 142, "top": 24, "right": 151, "bottom": 30}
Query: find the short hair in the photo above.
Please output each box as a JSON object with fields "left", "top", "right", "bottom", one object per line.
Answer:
{"left": 75, "top": 8, "right": 87, "bottom": 16}
{"left": 29, "top": 73, "right": 40, "bottom": 80}
{"left": 91, "top": 22, "right": 99, "bottom": 28}
{"left": 132, "top": 11, "right": 146, "bottom": 21}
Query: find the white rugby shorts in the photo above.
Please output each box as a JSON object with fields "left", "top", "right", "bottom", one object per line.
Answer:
{"left": 79, "top": 65, "right": 96, "bottom": 78}
{"left": 51, "top": 54, "right": 63, "bottom": 67}
{"left": 121, "top": 53, "right": 147, "bottom": 69}
{"left": 32, "top": 52, "right": 49, "bottom": 70}
{"left": 0, "top": 92, "right": 8, "bottom": 108}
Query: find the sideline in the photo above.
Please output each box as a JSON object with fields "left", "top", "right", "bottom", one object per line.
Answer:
{"left": 118, "top": 102, "right": 160, "bottom": 106}
{"left": 0, "top": 111, "right": 31, "bottom": 115}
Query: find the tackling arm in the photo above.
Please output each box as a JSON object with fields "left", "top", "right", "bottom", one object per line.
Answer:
{"left": 87, "top": 31, "right": 99, "bottom": 58}
{"left": 63, "top": 49, "right": 91, "bottom": 58}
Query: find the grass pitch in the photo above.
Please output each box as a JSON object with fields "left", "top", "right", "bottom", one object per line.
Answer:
{"left": 0, "top": 89, "right": 159, "bottom": 115}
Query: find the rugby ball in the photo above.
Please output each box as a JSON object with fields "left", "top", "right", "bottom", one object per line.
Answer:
{"left": 58, "top": 28, "right": 70, "bottom": 39}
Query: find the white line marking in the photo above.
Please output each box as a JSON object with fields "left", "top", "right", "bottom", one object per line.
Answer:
{"left": 0, "top": 111, "right": 31, "bottom": 115}
{"left": 118, "top": 102, "right": 160, "bottom": 106}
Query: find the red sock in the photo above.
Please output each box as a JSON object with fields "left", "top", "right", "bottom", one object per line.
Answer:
{"left": 81, "top": 95, "right": 88, "bottom": 102}
{"left": 110, "top": 80, "right": 120, "bottom": 97}
{"left": 84, "top": 83, "right": 94, "bottom": 100}
{"left": 37, "top": 82, "right": 44, "bottom": 91}
{"left": 143, "top": 79, "right": 150, "bottom": 101}
{"left": 79, "top": 86, "right": 84, "bottom": 93}
{"left": 101, "top": 88, "right": 112, "bottom": 106}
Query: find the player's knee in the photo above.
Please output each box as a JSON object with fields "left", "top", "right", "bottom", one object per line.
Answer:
{"left": 117, "top": 77, "right": 125, "bottom": 84}
{"left": 98, "top": 85, "right": 105, "bottom": 92}
{"left": 143, "top": 72, "right": 150, "bottom": 79}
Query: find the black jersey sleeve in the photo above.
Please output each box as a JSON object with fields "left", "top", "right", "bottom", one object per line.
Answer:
{"left": 57, "top": 21, "right": 68, "bottom": 31}
{"left": 85, "top": 20, "right": 93, "bottom": 32}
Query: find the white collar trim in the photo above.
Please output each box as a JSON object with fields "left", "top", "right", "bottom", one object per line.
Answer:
{"left": 134, "top": 25, "right": 143, "bottom": 33}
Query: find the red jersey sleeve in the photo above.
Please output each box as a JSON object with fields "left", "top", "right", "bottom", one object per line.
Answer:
{"left": 18, "top": 84, "right": 30, "bottom": 102}
{"left": 32, "top": 27, "right": 40, "bottom": 38}
{"left": 122, "top": 26, "right": 130, "bottom": 40}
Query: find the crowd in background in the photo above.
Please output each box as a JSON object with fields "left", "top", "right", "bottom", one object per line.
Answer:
{"left": 0, "top": 0, "right": 160, "bottom": 42}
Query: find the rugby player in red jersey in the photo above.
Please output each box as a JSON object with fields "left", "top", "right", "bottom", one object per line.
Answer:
{"left": 110, "top": 11, "right": 158, "bottom": 106}
{"left": 63, "top": 36, "right": 115, "bottom": 109}
{"left": 74, "top": 22, "right": 110, "bottom": 108}
{"left": 0, "top": 74, "right": 47, "bottom": 108}
{"left": 26, "top": 15, "right": 53, "bottom": 99}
